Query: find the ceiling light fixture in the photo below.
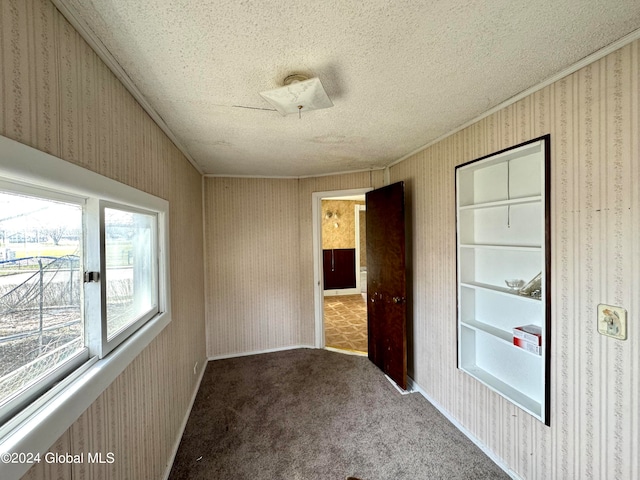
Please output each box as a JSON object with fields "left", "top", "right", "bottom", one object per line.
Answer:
{"left": 259, "top": 74, "right": 333, "bottom": 118}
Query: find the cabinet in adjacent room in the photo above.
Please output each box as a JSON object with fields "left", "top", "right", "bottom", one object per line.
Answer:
{"left": 323, "top": 248, "right": 356, "bottom": 290}
{"left": 456, "top": 135, "right": 551, "bottom": 425}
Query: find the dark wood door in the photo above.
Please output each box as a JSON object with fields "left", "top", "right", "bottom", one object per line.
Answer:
{"left": 366, "top": 182, "right": 407, "bottom": 389}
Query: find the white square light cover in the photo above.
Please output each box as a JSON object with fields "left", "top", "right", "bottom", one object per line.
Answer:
{"left": 259, "top": 77, "right": 333, "bottom": 116}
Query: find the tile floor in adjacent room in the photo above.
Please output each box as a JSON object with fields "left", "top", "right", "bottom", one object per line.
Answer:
{"left": 324, "top": 294, "right": 367, "bottom": 353}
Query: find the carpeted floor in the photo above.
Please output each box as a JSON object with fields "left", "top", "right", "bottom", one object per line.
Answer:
{"left": 168, "top": 349, "right": 509, "bottom": 480}
{"left": 324, "top": 294, "right": 368, "bottom": 353}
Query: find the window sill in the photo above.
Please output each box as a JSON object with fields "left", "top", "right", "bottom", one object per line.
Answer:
{"left": 0, "top": 311, "right": 171, "bottom": 480}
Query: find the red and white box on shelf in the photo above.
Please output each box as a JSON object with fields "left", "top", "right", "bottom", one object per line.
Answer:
{"left": 513, "top": 337, "right": 541, "bottom": 355}
{"left": 513, "top": 324, "right": 542, "bottom": 355}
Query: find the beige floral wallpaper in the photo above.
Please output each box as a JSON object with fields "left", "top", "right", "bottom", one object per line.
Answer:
{"left": 321, "top": 199, "right": 365, "bottom": 249}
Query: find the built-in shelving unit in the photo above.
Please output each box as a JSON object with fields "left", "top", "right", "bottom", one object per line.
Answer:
{"left": 456, "top": 135, "right": 550, "bottom": 425}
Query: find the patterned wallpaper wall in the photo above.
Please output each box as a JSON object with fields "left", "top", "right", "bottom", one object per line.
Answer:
{"left": 0, "top": 1, "right": 207, "bottom": 479}
{"left": 321, "top": 199, "right": 364, "bottom": 249}
{"left": 204, "top": 177, "right": 302, "bottom": 356}
{"left": 205, "top": 172, "right": 383, "bottom": 357}
{"left": 390, "top": 40, "right": 639, "bottom": 479}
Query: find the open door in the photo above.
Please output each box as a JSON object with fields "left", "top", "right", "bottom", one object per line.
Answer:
{"left": 366, "top": 182, "right": 407, "bottom": 389}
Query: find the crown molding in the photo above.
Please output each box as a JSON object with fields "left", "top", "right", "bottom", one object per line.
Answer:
{"left": 205, "top": 166, "right": 384, "bottom": 180}
{"left": 387, "top": 27, "right": 640, "bottom": 169}
{"left": 51, "top": 0, "right": 204, "bottom": 175}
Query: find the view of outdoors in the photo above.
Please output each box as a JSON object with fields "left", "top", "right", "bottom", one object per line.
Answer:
{"left": 0, "top": 191, "right": 84, "bottom": 409}
{"left": 0, "top": 191, "right": 158, "bottom": 412}
{"left": 104, "top": 207, "right": 157, "bottom": 340}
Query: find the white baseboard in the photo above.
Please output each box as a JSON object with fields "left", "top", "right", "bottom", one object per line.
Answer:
{"left": 325, "top": 346, "right": 367, "bottom": 357}
{"left": 162, "top": 358, "right": 208, "bottom": 480}
{"left": 323, "top": 288, "right": 360, "bottom": 296}
{"left": 406, "top": 377, "right": 521, "bottom": 480}
{"left": 208, "top": 344, "right": 314, "bottom": 361}
{"left": 385, "top": 374, "right": 411, "bottom": 395}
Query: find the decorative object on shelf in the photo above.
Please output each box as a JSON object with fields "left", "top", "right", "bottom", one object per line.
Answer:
{"left": 260, "top": 74, "right": 333, "bottom": 118}
{"left": 519, "top": 272, "right": 542, "bottom": 299}
{"left": 505, "top": 279, "right": 525, "bottom": 291}
{"left": 513, "top": 324, "right": 542, "bottom": 355}
{"left": 455, "top": 134, "right": 551, "bottom": 425}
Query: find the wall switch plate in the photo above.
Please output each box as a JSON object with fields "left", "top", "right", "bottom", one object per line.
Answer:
{"left": 597, "top": 304, "right": 627, "bottom": 340}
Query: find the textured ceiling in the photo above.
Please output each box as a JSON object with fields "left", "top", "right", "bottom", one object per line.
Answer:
{"left": 56, "top": 0, "right": 640, "bottom": 177}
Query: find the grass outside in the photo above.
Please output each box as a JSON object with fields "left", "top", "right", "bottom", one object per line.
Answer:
{"left": 2, "top": 240, "right": 133, "bottom": 270}
{"left": 6, "top": 244, "right": 78, "bottom": 258}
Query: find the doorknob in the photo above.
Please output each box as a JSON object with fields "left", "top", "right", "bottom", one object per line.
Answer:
{"left": 392, "top": 296, "right": 404, "bottom": 304}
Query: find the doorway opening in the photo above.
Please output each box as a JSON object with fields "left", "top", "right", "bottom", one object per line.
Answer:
{"left": 312, "top": 189, "right": 372, "bottom": 355}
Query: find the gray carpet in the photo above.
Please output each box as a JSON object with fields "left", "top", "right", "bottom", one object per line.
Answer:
{"left": 168, "top": 349, "right": 509, "bottom": 479}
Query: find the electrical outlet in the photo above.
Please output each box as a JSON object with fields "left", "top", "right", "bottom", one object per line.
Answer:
{"left": 193, "top": 362, "right": 198, "bottom": 375}
{"left": 597, "top": 304, "right": 627, "bottom": 340}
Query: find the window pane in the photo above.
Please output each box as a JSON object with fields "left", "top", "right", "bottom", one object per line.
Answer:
{"left": 104, "top": 208, "right": 158, "bottom": 339}
{"left": 0, "top": 192, "right": 84, "bottom": 408}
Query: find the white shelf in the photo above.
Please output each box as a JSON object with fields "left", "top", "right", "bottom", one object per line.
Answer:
{"left": 461, "top": 365, "right": 542, "bottom": 419}
{"left": 461, "top": 319, "right": 511, "bottom": 342}
{"left": 459, "top": 325, "right": 543, "bottom": 419}
{"left": 460, "top": 320, "right": 543, "bottom": 358}
{"left": 456, "top": 137, "right": 549, "bottom": 425}
{"left": 460, "top": 281, "right": 542, "bottom": 303}
{"left": 459, "top": 195, "right": 542, "bottom": 210}
{"left": 460, "top": 243, "right": 541, "bottom": 251}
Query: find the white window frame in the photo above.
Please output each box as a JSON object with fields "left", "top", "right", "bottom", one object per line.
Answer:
{"left": 0, "top": 135, "right": 172, "bottom": 480}
{"left": 97, "top": 201, "right": 160, "bottom": 358}
{"left": 0, "top": 181, "right": 90, "bottom": 426}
